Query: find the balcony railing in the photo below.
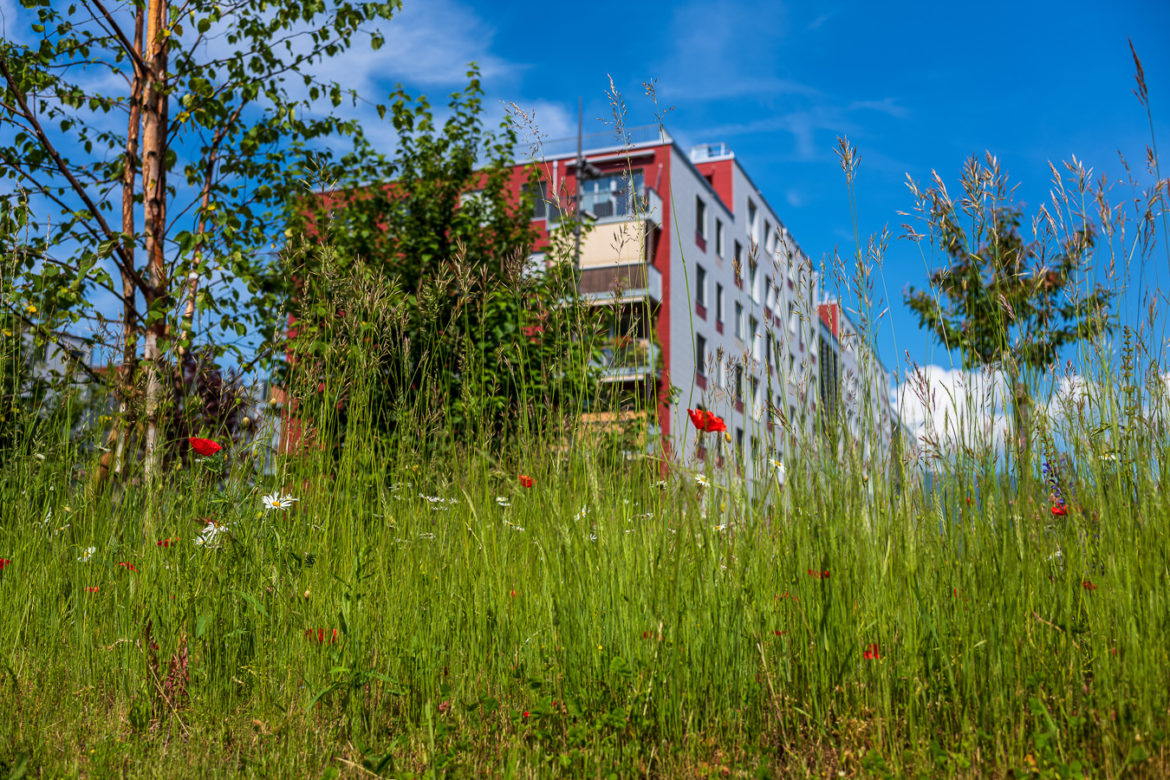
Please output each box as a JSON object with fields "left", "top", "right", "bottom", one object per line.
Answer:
{"left": 593, "top": 338, "right": 659, "bottom": 382}
{"left": 553, "top": 186, "right": 662, "bottom": 228}
{"left": 578, "top": 263, "right": 662, "bottom": 304}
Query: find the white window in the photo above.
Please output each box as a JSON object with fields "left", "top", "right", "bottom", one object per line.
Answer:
{"left": 695, "top": 196, "right": 707, "bottom": 240}
{"left": 715, "top": 218, "right": 724, "bottom": 258}
{"left": 696, "top": 332, "right": 707, "bottom": 375}
{"left": 715, "top": 283, "right": 724, "bottom": 325}
{"left": 696, "top": 265, "right": 707, "bottom": 308}
{"left": 734, "top": 302, "right": 744, "bottom": 339}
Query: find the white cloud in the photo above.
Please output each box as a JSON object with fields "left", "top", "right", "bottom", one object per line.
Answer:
{"left": 654, "top": 0, "right": 807, "bottom": 103}
{"left": 848, "top": 97, "right": 909, "bottom": 119}
{"left": 895, "top": 365, "right": 1009, "bottom": 458}
{"left": 359, "top": 0, "right": 513, "bottom": 87}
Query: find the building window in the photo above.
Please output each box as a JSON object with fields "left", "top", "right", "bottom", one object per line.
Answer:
{"left": 749, "top": 316, "right": 759, "bottom": 360}
{"left": 789, "top": 300, "right": 798, "bottom": 335}
{"left": 527, "top": 181, "right": 557, "bottom": 222}
{"left": 695, "top": 196, "right": 707, "bottom": 240}
{"left": 734, "top": 301, "right": 743, "bottom": 340}
{"left": 764, "top": 220, "right": 773, "bottom": 253}
{"left": 696, "top": 332, "right": 707, "bottom": 376}
{"left": 747, "top": 199, "right": 758, "bottom": 244}
{"left": 765, "top": 274, "right": 774, "bottom": 310}
{"left": 749, "top": 259, "right": 759, "bottom": 303}
{"left": 733, "top": 241, "right": 744, "bottom": 286}
{"left": 736, "top": 427, "right": 744, "bottom": 456}
{"left": 735, "top": 365, "right": 743, "bottom": 402}
{"left": 715, "top": 283, "right": 724, "bottom": 325}
{"left": 579, "top": 170, "right": 644, "bottom": 218}
{"left": 715, "top": 218, "right": 724, "bottom": 258}
{"left": 696, "top": 265, "right": 707, "bottom": 308}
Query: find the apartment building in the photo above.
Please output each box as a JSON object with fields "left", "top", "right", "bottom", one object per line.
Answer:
{"left": 513, "top": 127, "right": 822, "bottom": 478}
{"left": 817, "top": 300, "right": 896, "bottom": 468}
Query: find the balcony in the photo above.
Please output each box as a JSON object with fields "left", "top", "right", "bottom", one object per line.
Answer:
{"left": 593, "top": 338, "right": 659, "bottom": 383}
{"left": 556, "top": 186, "right": 663, "bottom": 229}
{"left": 578, "top": 408, "right": 660, "bottom": 452}
{"left": 578, "top": 263, "right": 661, "bottom": 305}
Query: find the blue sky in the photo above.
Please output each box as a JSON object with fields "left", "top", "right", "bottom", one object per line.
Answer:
{"left": 345, "top": 0, "right": 1169, "bottom": 441}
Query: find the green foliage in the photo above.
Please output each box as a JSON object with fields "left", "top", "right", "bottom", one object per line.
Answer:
{"left": 904, "top": 154, "right": 1114, "bottom": 372}
{"left": 287, "top": 70, "right": 604, "bottom": 449}
{"left": 0, "top": 0, "right": 403, "bottom": 421}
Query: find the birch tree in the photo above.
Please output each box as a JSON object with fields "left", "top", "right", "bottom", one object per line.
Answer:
{"left": 0, "top": 0, "right": 400, "bottom": 480}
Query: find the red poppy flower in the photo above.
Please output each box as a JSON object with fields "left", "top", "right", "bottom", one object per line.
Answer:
{"left": 1051, "top": 504, "right": 1068, "bottom": 517}
{"left": 863, "top": 642, "right": 881, "bottom": 660}
{"left": 305, "top": 628, "right": 339, "bottom": 644}
{"left": 522, "top": 711, "right": 530, "bottom": 719}
{"left": 686, "top": 408, "right": 727, "bottom": 434}
{"left": 86, "top": 586, "right": 99, "bottom": 593}
{"left": 772, "top": 630, "right": 786, "bottom": 637}
{"left": 518, "top": 475, "right": 534, "bottom": 488}
{"left": 189, "top": 437, "right": 222, "bottom": 457}
{"left": 1082, "top": 579, "right": 1098, "bottom": 591}
{"left": 806, "top": 569, "right": 830, "bottom": 580}
{"left": 117, "top": 561, "right": 137, "bottom": 572}
{"left": 156, "top": 538, "right": 178, "bottom": 548}
{"left": 0, "top": 558, "right": 9, "bottom": 572}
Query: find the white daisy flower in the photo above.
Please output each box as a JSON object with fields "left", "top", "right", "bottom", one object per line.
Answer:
{"left": 419, "top": 494, "right": 456, "bottom": 504}
{"left": 262, "top": 493, "right": 298, "bottom": 511}
{"left": 496, "top": 496, "right": 511, "bottom": 507}
{"left": 695, "top": 474, "right": 709, "bottom": 487}
{"left": 654, "top": 480, "right": 668, "bottom": 490}
{"left": 195, "top": 521, "right": 228, "bottom": 548}
{"left": 770, "top": 458, "right": 786, "bottom": 485}
{"left": 575, "top": 505, "right": 588, "bottom": 521}
{"left": 77, "top": 546, "right": 96, "bottom": 563}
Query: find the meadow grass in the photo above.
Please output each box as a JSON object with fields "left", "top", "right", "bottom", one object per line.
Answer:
{"left": 1, "top": 368, "right": 1168, "bottom": 778}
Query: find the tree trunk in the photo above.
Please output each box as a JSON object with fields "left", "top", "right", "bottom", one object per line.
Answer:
{"left": 115, "top": 5, "right": 145, "bottom": 480}
{"left": 1010, "top": 365, "right": 1033, "bottom": 495}
{"left": 141, "top": 0, "right": 169, "bottom": 482}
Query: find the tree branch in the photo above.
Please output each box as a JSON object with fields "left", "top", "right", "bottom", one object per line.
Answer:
{"left": 0, "top": 55, "right": 150, "bottom": 295}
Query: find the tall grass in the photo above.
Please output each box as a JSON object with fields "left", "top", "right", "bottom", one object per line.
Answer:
{"left": 2, "top": 77, "right": 1169, "bottom": 780}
